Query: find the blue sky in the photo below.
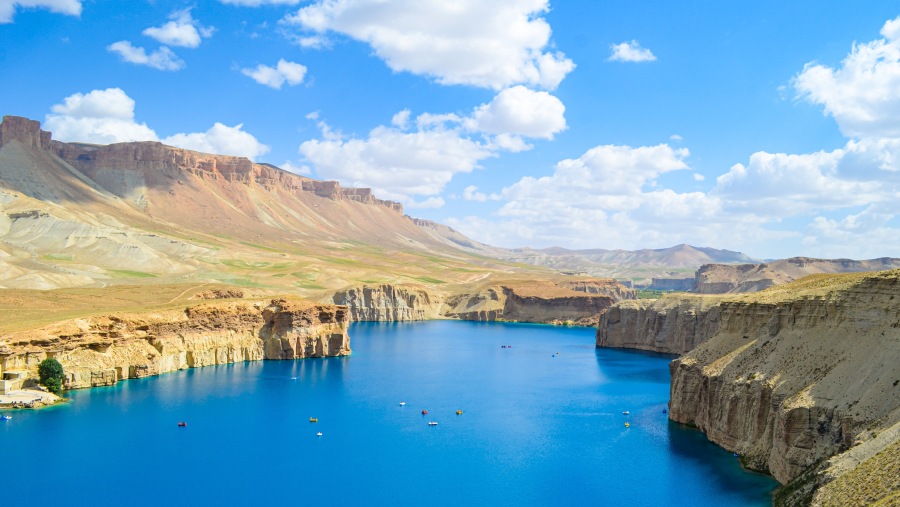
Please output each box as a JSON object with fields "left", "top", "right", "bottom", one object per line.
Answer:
{"left": 2, "top": 1, "right": 900, "bottom": 260}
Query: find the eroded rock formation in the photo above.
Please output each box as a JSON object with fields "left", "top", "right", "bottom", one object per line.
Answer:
{"left": 0, "top": 297, "right": 350, "bottom": 389}
{"left": 331, "top": 284, "right": 443, "bottom": 322}
{"left": 659, "top": 270, "right": 900, "bottom": 490}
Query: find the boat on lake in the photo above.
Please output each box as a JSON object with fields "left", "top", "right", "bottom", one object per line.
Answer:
{"left": 310, "top": 417, "right": 318, "bottom": 423}
{"left": 428, "top": 421, "right": 438, "bottom": 426}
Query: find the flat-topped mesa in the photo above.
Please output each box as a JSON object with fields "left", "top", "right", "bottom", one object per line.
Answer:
{"left": 51, "top": 138, "right": 403, "bottom": 213}
{"left": 0, "top": 298, "right": 351, "bottom": 390}
{"left": 0, "top": 115, "right": 402, "bottom": 214}
{"left": 0, "top": 115, "right": 52, "bottom": 150}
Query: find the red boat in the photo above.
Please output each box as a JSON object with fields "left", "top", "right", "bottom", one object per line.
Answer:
{"left": 421, "top": 409, "right": 428, "bottom": 415}
{"left": 177, "top": 422, "right": 187, "bottom": 427}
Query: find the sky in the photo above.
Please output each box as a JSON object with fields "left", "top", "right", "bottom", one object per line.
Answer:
{"left": 2, "top": 1, "right": 900, "bottom": 260}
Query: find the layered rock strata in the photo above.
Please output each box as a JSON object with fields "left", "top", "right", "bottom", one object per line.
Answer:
{"left": 0, "top": 298, "right": 350, "bottom": 390}
{"left": 444, "top": 284, "right": 615, "bottom": 326}
{"left": 331, "top": 284, "right": 442, "bottom": 322}
{"left": 663, "top": 270, "right": 900, "bottom": 489}
{"left": 596, "top": 295, "right": 724, "bottom": 354}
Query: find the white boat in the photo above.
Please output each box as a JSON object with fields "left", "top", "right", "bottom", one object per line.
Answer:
{"left": 428, "top": 421, "right": 439, "bottom": 426}
{"left": 316, "top": 432, "right": 323, "bottom": 437}
{"left": 622, "top": 411, "right": 630, "bottom": 415}
{"left": 399, "top": 401, "right": 406, "bottom": 406}
{"left": 1, "top": 415, "right": 11, "bottom": 421}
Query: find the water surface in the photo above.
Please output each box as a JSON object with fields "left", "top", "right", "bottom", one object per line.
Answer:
{"left": 2, "top": 321, "right": 777, "bottom": 505}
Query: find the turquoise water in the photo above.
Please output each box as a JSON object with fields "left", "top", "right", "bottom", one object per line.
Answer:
{"left": 2, "top": 321, "right": 777, "bottom": 505}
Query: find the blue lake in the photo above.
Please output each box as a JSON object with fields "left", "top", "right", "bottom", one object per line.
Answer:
{"left": 2, "top": 321, "right": 777, "bottom": 505}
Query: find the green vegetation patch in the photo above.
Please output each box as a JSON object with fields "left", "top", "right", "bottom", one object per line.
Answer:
{"left": 239, "top": 241, "right": 283, "bottom": 253}
{"left": 220, "top": 259, "right": 290, "bottom": 270}
{"left": 108, "top": 269, "right": 158, "bottom": 278}
{"left": 414, "top": 276, "right": 446, "bottom": 284}
{"left": 636, "top": 288, "right": 677, "bottom": 299}
{"left": 294, "top": 282, "right": 326, "bottom": 290}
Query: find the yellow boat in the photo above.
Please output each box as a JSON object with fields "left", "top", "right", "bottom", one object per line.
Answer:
{"left": 624, "top": 422, "right": 630, "bottom": 427}
{"left": 456, "top": 410, "right": 463, "bottom": 415}
{"left": 310, "top": 417, "right": 318, "bottom": 423}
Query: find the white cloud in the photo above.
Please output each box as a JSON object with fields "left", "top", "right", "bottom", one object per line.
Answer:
{"left": 670, "top": 134, "right": 683, "bottom": 141}
{"left": 442, "top": 15, "right": 900, "bottom": 259}
{"left": 282, "top": 0, "right": 574, "bottom": 90}
{"left": 163, "top": 124, "right": 270, "bottom": 161}
{"left": 142, "top": 9, "right": 214, "bottom": 48}
{"left": 608, "top": 40, "right": 656, "bottom": 63}
{"left": 462, "top": 185, "right": 500, "bottom": 202}
{"left": 45, "top": 88, "right": 159, "bottom": 144}
{"left": 794, "top": 16, "right": 900, "bottom": 139}
{"left": 241, "top": 59, "right": 307, "bottom": 89}
{"left": 279, "top": 161, "right": 311, "bottom": 175}
{"left": 220, "top": 0, "right": 301, "bottom": 5}
{"left": 467, "top": 85, "right": 566, "bottom": 140}
{"left": 0, "top": 0, "right": 81, "bottom": 23}
{"left": 45, "top": 88, "right": 269, "bottom": 160}
{"left": 300, "top": 120, "right": 492, "bottom": 208}
{"left": 298, "top": 85, "right": 567, "bottom": 207}
{"left": 107, "top": 41, "right": 185, "bottom": 71}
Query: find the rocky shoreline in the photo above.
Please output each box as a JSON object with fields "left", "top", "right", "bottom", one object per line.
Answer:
{"left": 0, "top": 297, "right": 350, "bottom": 395}
{"left": 598, "top": 269, "right": 900, "bottom": 505}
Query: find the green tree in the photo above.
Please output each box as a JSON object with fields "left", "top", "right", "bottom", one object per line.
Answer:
{"left": 38, "top": 358, "right": 64, "bottom": 395}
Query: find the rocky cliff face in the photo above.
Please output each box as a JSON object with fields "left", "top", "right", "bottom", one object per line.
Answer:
{"left": 444, "top": 283, "right": 616, "bottom": 326}
{"left": 665, "top": 270, "right": 900, "bottom": 488}
{"left": 596, "top": 295, "right": 724, "bottom": 354}
{"left": 0, "top": 116, "right": 51, "bottom": 150}
{"left": 0, "top": 297, "right": 350, "bottom": 389}
{"left": 331, "top": 284, "right": 443, "bottom": 322}
{"left": 51, "top": 137, "right": 403, "bottom": 213}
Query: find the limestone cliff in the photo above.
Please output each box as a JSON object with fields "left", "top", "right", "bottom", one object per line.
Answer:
{"left": 596, "top": 295, "right": 724, "bottom": 354}
{"left": 0, "top": 297, "right": 350, "bottom": 389}
{"left": 664, "top": 270, "right": 900, "bottom": 492}
{"left": 331, "top": 284, "right": 443, "bottom": 322}
{"left": 444, "top": 282, "right": 616, "bottom": 326}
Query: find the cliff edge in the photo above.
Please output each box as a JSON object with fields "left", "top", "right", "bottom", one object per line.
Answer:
{"left": 0, "top": 297, "right": 350, "bottom": 390}
{"left": 662, "top": 270, "right": 900, "bottom": 500}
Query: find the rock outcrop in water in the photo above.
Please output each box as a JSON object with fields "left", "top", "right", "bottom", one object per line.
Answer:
{"left": 0, "top": 297, "right": 350, "bottom": 389}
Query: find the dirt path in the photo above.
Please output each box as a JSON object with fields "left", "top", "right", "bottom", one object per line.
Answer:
{"left": 167, "top": 283, "right": 210, "bottom": 305}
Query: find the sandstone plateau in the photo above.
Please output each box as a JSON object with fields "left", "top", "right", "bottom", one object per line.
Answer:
{"left": 601, "top": 270, "right": 900, "bottom": 505}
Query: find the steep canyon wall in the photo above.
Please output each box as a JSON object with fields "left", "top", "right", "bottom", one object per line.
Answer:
{"left": 0, "top": 298, "right": 350, "bottom": 389}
